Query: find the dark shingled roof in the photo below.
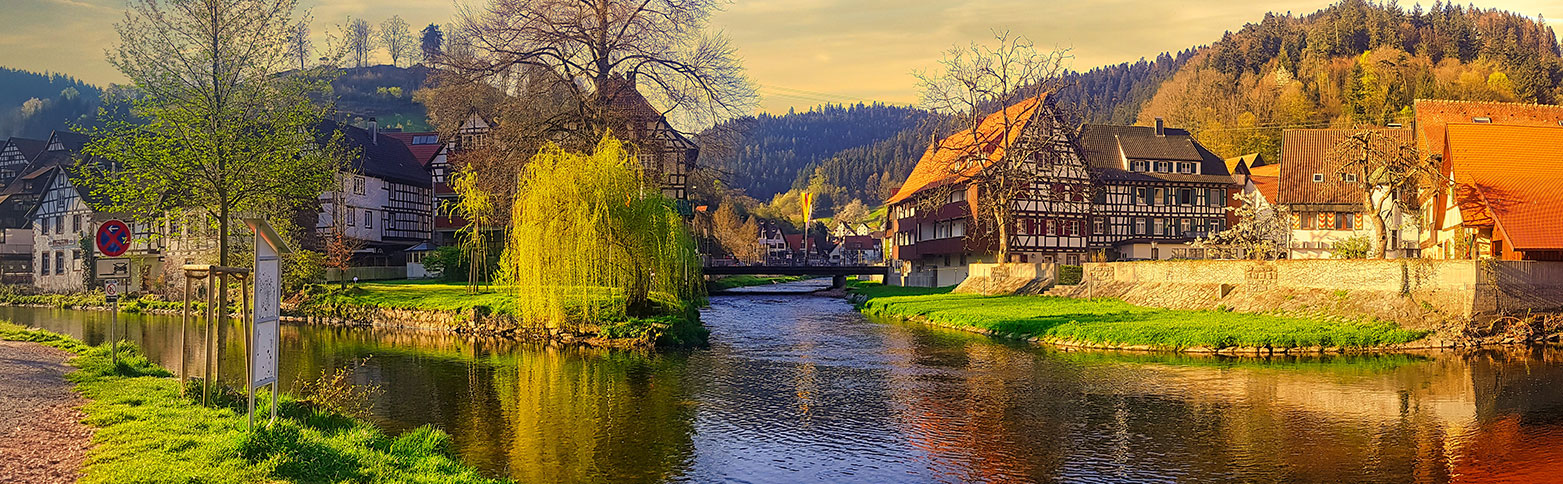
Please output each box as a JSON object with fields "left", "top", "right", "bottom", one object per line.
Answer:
{"left": 317, "top": 121, "right": 432, "bottom": 188}
{"left": 5, "top": 137, "right": 47, "bottom": 161}
{"left": 1277, "top": 128, "right": 1411, "bottom": 206}
{"left": 46, "top": 131, "right": 89, "bottom": 153}
{"left": 1079, "top": 124, "right": 1233, "bottom": 184}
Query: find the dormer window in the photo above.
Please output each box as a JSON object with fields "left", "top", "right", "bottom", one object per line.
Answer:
{"left": 1130, "top": 160, "right": 1148, "bottom": 172}
{"left": 1155, "top": 161, "right": 1170, "bottom": 173}
{"left": 1473, "top": 117, "right": 1492, "bottom": 123}
{"left": 1312, "top": 173, "right": 1325, "bottom": 183}
{"left": 1342, "top": 173, "right": 1358, "bottom": 183}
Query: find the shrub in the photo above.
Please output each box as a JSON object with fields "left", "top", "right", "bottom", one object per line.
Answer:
{"left": 1332, "top": 235, "right": 1371, "bottom": 259}
{"left": 1057, "top": 265, "right": 1083, "bottom": 285}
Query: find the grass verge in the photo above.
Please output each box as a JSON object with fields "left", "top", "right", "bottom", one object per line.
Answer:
{"left": 0, "top": 321, "right": 508, "bottom": 484}
{"left": 706, "top": 275, "right": 813, "bottom": 291}
{"left": 848, "top": 281, "right": 1429, "bottom": 350}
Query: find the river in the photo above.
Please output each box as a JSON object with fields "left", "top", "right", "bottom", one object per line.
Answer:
{"left": 8, "top": 280, "right": 1563, "bottom": 483}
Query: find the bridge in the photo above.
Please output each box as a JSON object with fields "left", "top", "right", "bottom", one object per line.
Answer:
{"left": 703, "top": 265, "right": 887, "bottom": 289}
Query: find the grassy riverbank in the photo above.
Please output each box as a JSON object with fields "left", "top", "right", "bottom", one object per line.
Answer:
{"left": 296, "top": 281, "right": 706, "bottom": 346}
{"left": 0, "top": 321, "right": 507, "bottom": 484}
{"left": 850, "top": 283, "right": 1430, "bottom": 350}
{"left": 706, "top": 275, "right": 813, "bottom": 291}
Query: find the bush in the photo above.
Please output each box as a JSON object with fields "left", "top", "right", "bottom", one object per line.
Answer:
{"left": 284, "top": 250, "right": 326, "bottom": 293}
{"left": 1057, "top": 265, "right": 1083, "bottom": 285}
{"left": 1332, "top": 235, "right": 1372, "bottom": 259}
{"left": 422, "top": 246, "right": 465, "bottom": 281}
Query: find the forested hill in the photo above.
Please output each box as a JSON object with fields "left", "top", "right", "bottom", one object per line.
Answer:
{"left": 699, "top": 103, "right": 930, "bottom": 200}
{"left": 1138, "top": 0, "right": 1562, "bottom": 161}
{"left": 1059, "top": 49, "right": 1196, "bottom": 124}
{"left": 0, "top": 67, "right": 102, "bottom": 139}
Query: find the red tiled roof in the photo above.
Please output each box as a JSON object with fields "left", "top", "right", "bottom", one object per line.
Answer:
{"left": 886, "top": 97, "right": 1043, "bottom": 204}
{"left": 841, "top": 235, "right": 878, "bottom": 250}
{"left": 1444, "top": 123, "right": 1563, "bottom": 250}
{"left": 382, "top": 132, "right": 443, "bottom": 167}
{"left": 1277, "top": 128, "right": 1410, "bottom": 205}
{"left": 1248, "top": 163, "right": 1280, "bottom": 204}
{"left": 784, "top": 234, "right": 804, "bottom": 252}
{"left": 1414, "top": 99, "right": 1563, "bottom": 157}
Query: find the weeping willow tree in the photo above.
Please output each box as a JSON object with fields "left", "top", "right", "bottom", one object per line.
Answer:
{"left": 448, "top": 167, "right": 496, "bottom": 293}
{"left": 497, "top": 136, "right": 703, "bottom": 326}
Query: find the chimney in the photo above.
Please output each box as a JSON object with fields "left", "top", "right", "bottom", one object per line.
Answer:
{"left": 368, "top": 117, "right": 378, "bottom": 144}
{"left": 1154, "top": 117, "right": 1165, "bottom": 137}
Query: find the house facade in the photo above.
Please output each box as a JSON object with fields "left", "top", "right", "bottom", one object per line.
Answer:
{"left": 1412, "top": 99, "right": 1563, "bottom": 259}
{"left": 1277, "top": 128, "right": 1418, "bottom": 259}
{"left": 600, "top": 75, "right": 698, "bottom": 201}
{"left": 1080, "top": 121, "right": 1237, "bottom": 261}
{"left": 885, "top": 97, "right": 1092, "bottom": 287}
{"left": 1425, "top": 123, "right": 1563, "bottom": 260}
{"left": 314, "top": 120, "right": 435, "bottom": 267}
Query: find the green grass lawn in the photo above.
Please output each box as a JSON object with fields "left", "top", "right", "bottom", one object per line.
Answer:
{"left": 304, "top": 281, "right": 524, "bottom": 315}
{"left": 0, "top": 321, "right": 506, "bottom": 484}
{"left": 850, "top": 282, "right": 1429, "bottom": 350}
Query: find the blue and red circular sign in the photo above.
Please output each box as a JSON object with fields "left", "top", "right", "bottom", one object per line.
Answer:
{"left": 96, "top": 220, "right": 131, "bottom": 257}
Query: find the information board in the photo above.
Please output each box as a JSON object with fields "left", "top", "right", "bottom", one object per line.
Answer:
{"left": 251, "top": 233, "right": 281, "bottom": 388}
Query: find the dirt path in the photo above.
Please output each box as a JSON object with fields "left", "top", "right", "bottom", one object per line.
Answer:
{"left": 0, "top": 341, "right": 91, "bottom": 483}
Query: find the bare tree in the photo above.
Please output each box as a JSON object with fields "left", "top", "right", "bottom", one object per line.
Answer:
{"left": 344, "top": 17, "right": 374, "bottom": 67}
{"left": 322, "top": 179, "right": 365, "bottom": 288}
{"left": 287, "top": 21, "right": 311, "bottom": 70}
{"left": 912, "top": 31, "right": 1088, "bottom": 263}
{"left": 1327, "top": 128, "right": 1441, "bottom": 259}
{"left": 430, "top": 0, "right": 755, "bottom": 149}
{"left": 713, "top": 202, "right": 759, "bottom": 263}
{"left": 380, "top": 15, "right": 413, "bottom": 67}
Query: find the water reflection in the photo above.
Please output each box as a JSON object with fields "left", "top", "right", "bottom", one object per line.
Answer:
{"left": 5, "top": 291, "right": 1563, "bottom": 483}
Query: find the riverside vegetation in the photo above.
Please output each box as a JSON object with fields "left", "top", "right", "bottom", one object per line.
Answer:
{"left": 0, "top": 321, "right": 506, "bottom": 484}
{"left": 851, "top": 282, "right": 1429, "bottom": 351}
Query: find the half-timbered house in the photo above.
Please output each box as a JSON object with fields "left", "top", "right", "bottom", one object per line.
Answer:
{"left": 599, "top": 75, "right": 698, "bottom": 201}
{"left": 313, "top": 120, "right": 435, "bottom": 268}
{"left": 885, "top": 97, "right": 1092, "bottom": 287}
{"left": 1080, "top": 121, "right": 1237, "bottom": 260}
{"left": 1277, "top": 128, "right": 1418, "bottom": 259}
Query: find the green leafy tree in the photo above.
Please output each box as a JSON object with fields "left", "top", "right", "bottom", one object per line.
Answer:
{"left": 495, "top": 136, "right": 702, "bottom": 324}
{"left": 80, "top": 0, "right": 341, "bottom": 287}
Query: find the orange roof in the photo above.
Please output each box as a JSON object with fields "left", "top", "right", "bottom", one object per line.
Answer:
{"left": 1248, "top": 163, "right": 1281, "bottom": 204}
{"left": 1445, "top": 123, "right": 1563, "bottom": 250}
{"left": 886, "top": 97, "right": 1043, "bottom": 204}
{"left": 1414, "top": 99, "right": 1563, "bottom": 157}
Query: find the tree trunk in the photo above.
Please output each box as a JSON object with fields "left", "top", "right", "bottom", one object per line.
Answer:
{"left": 1364, "top": 192, "right": 1387, "bottom": 259}
{"left": 994, "top": 209, "right": 1008, "bottom": 264}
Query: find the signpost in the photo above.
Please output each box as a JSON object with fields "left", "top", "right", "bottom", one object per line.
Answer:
{"left": 244, "top": 219, "right": 289, "bottom": 430}
{"left": 95, "top": 220, "right": 132, "bottom": 366}
{"left": 104, "top": 279, "right": 120, "bottom": 365}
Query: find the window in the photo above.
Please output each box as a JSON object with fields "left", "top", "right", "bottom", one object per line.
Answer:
{"left": 1179, "top": 218, "right": 1191, "bottom": 235}
{"left": 1153, "top": 188, "right": 1165, "bottom": 206}
{"left": 1312, "top": 173, "right": 1324, "bottom": 183}
{"left": 364, "top": 210, "right": 372, "bottom": 229}
{"left": 1342, "top": 173, "right": 1358, "bottom": 183}
{"left": 1208, "top": 219, "right": 1222, "bottom": 235}
{"left": 1093, "top": 218, "right": 1105, "bottom": 235}
{"left": 1152, "top": 218, "right": 1164, "bottom": 236}
{"left": 54, "top": 216, "right": 62, "bottom": 234}
{"left": 39, "top": 252, "right": 47, "bottom": 275}
{"left": 1135, "top": 187, "right": 1148, "bottom": 205}
{"left": 1069, "top": 221, "right": 1081, "bottom": 236}
{"left": 1155, "top": 161, "right": 1170, "bottom": 173}
{"left": 1210, "top": 189, "right": 1226, "bottom": 207}
{"left": 1299, "top": 212, "right": 1315, "bottom": 230}
{"left": 38, "top": 217, "right": 46, "bottom": 233}
{"left": 72, "top": 215, "right": 81, "bottom": 232}
{"left": 72, "top": 250, "right": 81, "bottom": 270}
{"left": 1045, "top": 219, "right": 1056, "bottom": 236}
{"left": 55, "top": 252, "right": 63, "bottom": 274}
{"left": 1179, "top": 162, "right": 1193, "bottom": 174}
{"left": 1131, "top": 160, "right": 1148, "bottom": 172}
{"left": 1337, "top": 212, "right": 1355, "bottom": 230}
{"left": 1134, "top": 218, "right": 1146, "bottom": 235}
{"left": 1178, "top": 188, "right": 1192, "bottom": 205}
{"left": 411, "top": 135, "right": 439, "bottom": 145}
{"left": 353, "top": 176, "right": 366, "bottom": 195}
{"left": 346, "top": 209, "right": 355, "bottom": 226}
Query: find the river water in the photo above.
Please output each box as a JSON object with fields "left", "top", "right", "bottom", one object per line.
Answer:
{"left": 9, "top": 281, "right": 1563, "bottom": 483}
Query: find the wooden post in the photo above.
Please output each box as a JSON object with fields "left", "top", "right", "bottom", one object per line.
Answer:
{"left": 204, "top": 273, "right": 215, "bottom": 406}
{"left": 181, "top": 277, "right": 190, "bottom": 383}
{"left": 241, "top": 274, "right": 252, "bottom": 431}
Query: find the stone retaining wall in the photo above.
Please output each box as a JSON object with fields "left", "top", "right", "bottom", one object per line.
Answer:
{"left": 1060, "top": 259, "right": 1563, "bottom": 328}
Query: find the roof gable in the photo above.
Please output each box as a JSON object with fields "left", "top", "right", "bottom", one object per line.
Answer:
{"left": 1277, "top": 128, "right": 1410, "bottom": 206}
{"left": 1445, "top": 123, "right": 1563, "bottom": 250}
{"left": 318, "top": 122, "right": 431, "bottom": 188}
{"left": 886, "top": 97, "right": 1042, "bottom": 204}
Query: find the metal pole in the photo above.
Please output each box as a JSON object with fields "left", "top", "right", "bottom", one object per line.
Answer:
{"left": 110, "top": 296, "right": 117, "bottom": 367}
{"left": 242, "top": 274, "right": 252, "bottom": 431}
{"left": 181, "top": 277, "right": 190, "bottom": 384}
{"left": 204, "top": 273, "right": 215, "bottom": 406}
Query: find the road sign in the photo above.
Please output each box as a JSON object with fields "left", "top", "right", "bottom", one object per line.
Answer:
{"left": 103, "top": 279, "right": 119, "bottom": 300}
{"left": 95, "top": 257, "right": 131, "bottom": 279}
{"left": 96, "top": 220, "right": 132, "bottom": 257}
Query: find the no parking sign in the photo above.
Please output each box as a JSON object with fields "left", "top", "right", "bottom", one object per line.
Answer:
{"left": 96, "top": 220, "right": 131, "bottom": 257}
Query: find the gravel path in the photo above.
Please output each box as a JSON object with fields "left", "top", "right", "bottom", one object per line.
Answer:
{"left": 0, "top": 341, "right": 91, "bottom": 483}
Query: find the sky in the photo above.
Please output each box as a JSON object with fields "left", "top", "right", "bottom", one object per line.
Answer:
{"left": 3, "top": 0, "right": 1560, "bottom": 114}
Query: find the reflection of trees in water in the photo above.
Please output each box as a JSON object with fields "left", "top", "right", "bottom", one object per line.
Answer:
{"left": 489, "top": 347, "right": 696, "bottom": 483}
